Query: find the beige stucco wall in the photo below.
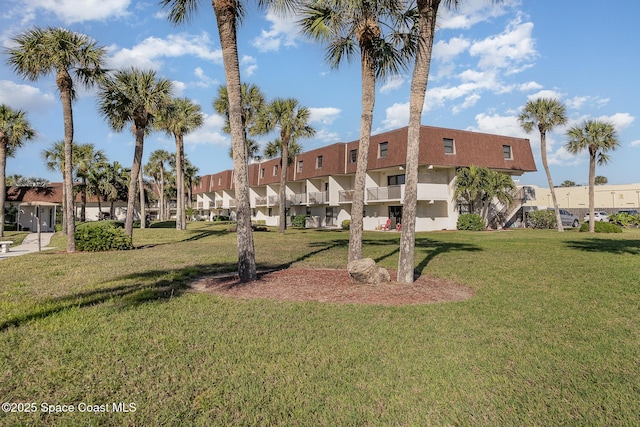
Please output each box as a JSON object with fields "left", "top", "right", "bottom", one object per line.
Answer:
{"left": 522, "top": 183, "right": 640, "bottom": 213}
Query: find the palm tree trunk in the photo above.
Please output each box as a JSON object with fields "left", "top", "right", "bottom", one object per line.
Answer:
{"left": 279, "top": 137, "right": 288, "bottom": 234}
{"left": 159, "top": 168, "right": 165, "bottom": 221}
{"left": 175, "top": 135, "right": 184, "bottom": 230}
{"left": 138, "top": 167, "right": 146, "bottom": 228}
{"left": 81, "top": 178, "right": 87, "bottom": 222}
{"left": 540, "top": 130, "right": 564, "bottom": 231}
{"left": 125, "top": 126, "right": 144, "bottom": 237}
{"left": 349, "top": 49, "right": 376, "bottom": 263}
{"left": 58, "top": 70, "right": 76, "bottom": 252}
{"left": 214, "top": 0, "right": 256, "bottom": 282}
{"left": 0, "top": 143, "right": 6, "bottom": 237}
{"left": 398, "top": 0, "right": 439, "bottom": 284}
{"left": 588, "top": 153, "right": 596, "bottom": 233}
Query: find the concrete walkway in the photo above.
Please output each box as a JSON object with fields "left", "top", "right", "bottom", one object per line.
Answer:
{"left": 0, "top": 232, "right": 55, "bottom": 259}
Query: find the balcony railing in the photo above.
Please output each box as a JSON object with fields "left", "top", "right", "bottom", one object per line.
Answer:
{"left": 228, "top": 199, "right": 236, "bottom": 208}
{"left": 308, "top": 191, "right": 328, "bottom": 204}
{"left": 197, "top": 202, "right": 203, "bottom": 209}
{"left": 339, "top": 190, "right": 354, "bottom": 203}
{"left": 215, "top": 200, "right": 223, "bottom": 209}
{"left": 268, "top": 195, "right": 279, "bottom": 206}
{"left": 255, "top": 196, "right": 267, "bottom": 206}
{"left": 367, "top": 185, "right": 402, "bottom": 201}
{"left": 289, "top": 193, "right": 307, "bottom": 205}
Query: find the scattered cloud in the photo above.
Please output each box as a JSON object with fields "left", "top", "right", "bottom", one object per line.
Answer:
{"left": 0, "top": 80, "right": 55, "bottom": 113}
{"left": 313, "top": 128, "right": 341, "bottom": 143}
{"left": 566, "top": 95, "right": 609, "bottom": 110}
{"left": 107, "top": 32, "right": 222, "bottom": 70}
{"left": 309, "top": 107, "right": 341, "bottom": 125}
{"left": 438, "top": 0, "right": 514, "bottom": 30}
{"left": 21, "top": 0, "right": 131, "bottom": 24}
{"left": 251, "top": 9, "right": 300, "bottom": 53}
{"left": 630, "top": 140, "right": 640, "bottom": 147}
{"left": 379, "top": 75, "right": 406, "bottom": 94}
{"left": 184, "top": 113, "right": 228, "bottom": 147}
{"left": 193, "top": 67, "right": 219, "bottom": 89}
{"left": 241, "top": 55, "right": 258, "bottom": 77}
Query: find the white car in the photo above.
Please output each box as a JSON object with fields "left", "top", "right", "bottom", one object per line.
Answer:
{"left": 584, "top": 211, "right": 609, "bottom": 222}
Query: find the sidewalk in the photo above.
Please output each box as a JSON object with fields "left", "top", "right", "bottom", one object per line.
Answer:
{"left": 0, "top": 232, "right": 55, "bottom": 259}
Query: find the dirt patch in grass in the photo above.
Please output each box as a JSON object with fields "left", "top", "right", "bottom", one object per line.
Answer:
{"left": 189, "top": 268, "right": 473, "bottom": 306}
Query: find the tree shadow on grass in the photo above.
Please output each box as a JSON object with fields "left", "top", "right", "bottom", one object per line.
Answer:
{"left": 413, "top": 238, "right": 482, "bottom": 279}
{"left": 565, "top": 238, "right": 640, "bottom": 255}
{"left": 0, "top": 262, "right": 238, "bottom": 332}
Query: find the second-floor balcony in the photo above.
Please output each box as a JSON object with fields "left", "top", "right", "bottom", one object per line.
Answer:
{"left": 289, "top": 193, "right": 307, "bottom": 205}
{"left": 255, "top": 196, "right": 267, "bottom": 206}
{"left": 339, "top": 190, "right": 355, "bottom": 203}
{"left": 228, "top": 199, "right": 236, "bottom": 208}
{"left": 367, "top": 185, "right": 402, "bottom": 201}
{"left": 268, "top": 195, "right": 280, "bottom": 206}
{"left": 308, "top": 191, "right": 328, "bottom": 205}
{"left": 215, "top": 200, "right": 223, "bottom": 209}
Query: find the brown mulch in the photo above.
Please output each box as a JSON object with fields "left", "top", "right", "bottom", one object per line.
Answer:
{"left": 189, "top": 268, "right": 474, "bottom": 306}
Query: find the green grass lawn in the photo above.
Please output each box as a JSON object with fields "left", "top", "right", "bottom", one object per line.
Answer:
{"left": 1, "top": 223, "right": 639, "bottom": 426}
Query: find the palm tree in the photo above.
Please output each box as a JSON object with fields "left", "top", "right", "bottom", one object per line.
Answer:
{"left": 254, "top": 98, "right": 315, "bottom": 234}
{"left": 42, "top": 141, "right": 72, "bottom": 231}
{"left": 160, "top": 0, "right": 298, "bottom": 281}
{"left": 560, "top": 180, "right": 576, "bottom": 187}
{"left": 565, "top": 120, "right": 619, "bottom": 233}
{"left": 300, "top": 0, "right": 416, "bottom": 262}
{"left": 518, "top": 98, "right": 567, "bottom": 232}
{"left": 454, "top": 165, "right": 514, "bottom": 227}
{"left": 97, "top": 67, "right": 173, "bottom": 237}
{"left": 214, "top": 83, "right": 266, "bottom": 162}
{"left": 0, "top": 104, "right": 36, "bottom": 237}
{"left": 145, "top": 149, "right": 173, "bottom": 221}
{"left": 6, "top": 27, "right": 106, "bottom": 253}
{"left": 398, "top": 0, "right": 502, "bottom": 283}
{"left": 103, "top": 161, "right": 129, "bottom": 219}
{"left": 263, "top": 139, "right": 302, "bottom": 164}
{"left": 155, "top": 97, "right": 204, "bottom": 229}
{"left": 595, "top": 175, "right": 608, "bottom": 185}
{"left": 75, "top": 143, "right": 107, "bottom": 222}
{"left": 183, "top": 157, "right": 200, "bottom": 210}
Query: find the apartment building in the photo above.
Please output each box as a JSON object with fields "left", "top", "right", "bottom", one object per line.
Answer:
{"left": 193, "top": 125, "right": 537, "bottom": 231}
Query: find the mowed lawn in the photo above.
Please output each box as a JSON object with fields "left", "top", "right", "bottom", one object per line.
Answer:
{"left": 1, "top": 223, "right": 639, "bottom": 426}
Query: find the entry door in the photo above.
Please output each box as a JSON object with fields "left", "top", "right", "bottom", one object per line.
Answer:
{"left": 388, "top": 206, "right": 402, "bottom": 229}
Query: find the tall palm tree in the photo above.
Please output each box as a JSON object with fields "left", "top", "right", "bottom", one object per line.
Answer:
{"left": 183, "top": 157, "right": 200, "bottom": 210}
{"left": 300, "top": 0, "right": 416, "bottom": 262}
{"left": 518, "top": 98, "right": 567, "bottom": 232}
{"left": 97, "top": 67, "right": 173, "bottom": 237}
{"left": 103, "top": 161, "right": 129, "bottom": 219}
{"left": 145, "top": 149, "right": 173, "bottom": 221}
{"left": 160, "top": 0, "right": 298, "bottom": 281}
{"left": 75, "top": 143, "right": 107, "bottom": 222}
{"left": 42, "top": 141, "right": 72, "bottom": 231}
{"left": 398, "top": 0, "right": 502, "bottom": 283}
{"left": 565, "top": 120, "right": 619, "bottom": 233}
{"left": 6, "top": 27, "right": 106, "bottom": 253}
{"left": 454, "top": 165, "right": 514, "bottom": 227}
{"left": 263, "top": 138, "right": 302, "bottom": 164}
{"left": 155, "top": 97, "right": 204, "bottom": 229}
{"left": 214, "top": 83, "right": 266, "bottom": 162}
{"left": 254, "top": 98, "right": 315, "bottom": 234}
{"left": 0, "top": 104, "right": 36, "bottom": 237}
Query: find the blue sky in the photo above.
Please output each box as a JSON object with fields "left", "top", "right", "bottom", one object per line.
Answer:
{"left": 1, "top": 0, "right": 639, "bottom": 187}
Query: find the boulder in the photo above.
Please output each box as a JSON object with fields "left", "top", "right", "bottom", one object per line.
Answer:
{"left": 347, "top": 258, "right": 391, "bottom": 285}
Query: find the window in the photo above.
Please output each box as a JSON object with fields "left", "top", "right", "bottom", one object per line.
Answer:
{"left": 443, "top": 138, "right": 455, "bottom": 154}
{"left": 273, "top": 165, "right": 278, "bottom": 176}
{"left": 218, "top": 177, "right": 222, "bottom": 185}
{"left": 316, "top": 155, "right": 323, "bottom": 169}
{"left": 503, "top": 145, "right": 512, "bottom": 159}
{"left": 349, "top": 149, "right": 357, "bottom": 163}
{"left": 388, "top": 174, "right": 405, "bottom": 186}
{"left": 298, "top": 160, "right": 303, "bottom": 172}
{"left": 260, "top": 168, "right": 265, "bottom": 178}
{"left": 379, "top": 141, "right": 388, "bottom": 158}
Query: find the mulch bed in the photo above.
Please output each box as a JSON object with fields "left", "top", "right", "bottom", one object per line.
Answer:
{"left": 189, "top": 268, "right": 474, "bottom": 306}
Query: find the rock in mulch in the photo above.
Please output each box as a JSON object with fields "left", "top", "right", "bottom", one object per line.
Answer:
{"left": 347, "top": 257, "right": 391, "bottom": 285}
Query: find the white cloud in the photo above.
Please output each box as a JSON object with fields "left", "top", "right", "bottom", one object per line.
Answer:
{"left": 22, "top": 0, "right": 131, "bottom": 24}
{"left": 527, "top": 89, "right": 564, "bottom": 101}
{"left": 379, "top": 75, "right": 405, "bottom": 94}
{"left": 241, "top": 56, "right": 258, "bottom": 77}
{"left": 597, "top": 112, "right": 634, "bottom": 130}
{"left": 309, "top": 107, "right": 341, "bottom": 125}
{"left": 0, "top": 80, "right": 55, "bottom": 113}
{"left": 313, "top": 128, "right": 341, "bottom": 143}
{"left": 630, "top": 140, "right": 640, "bottom": 147}
{"left": 381, "top": 102, "right": 409, "bottom": 130}
{"left": 107, "top": 32, "right": 222, "bottom": 70}
{"left": 251, "top": 9, "right": 300, "bottom": 53}
{"left": 518, "top": 81, "right": 542, "bottom": 92}
{"left": 184, "top": 113, "right": 228, "bottom": 147}
{"left": 193, "top": 67, "right": 219, "bottom": 89}
{"left": 469, "top": 16, "right": 536, "bottom": 73}
{"left": 566, "top": 95, "right": 609, "bottom": 110}
{"left": 438, "top": 0, "right": 513, "bottom": 30}
{"left": 433, "top": 37, "right": 471, "bottom": 62}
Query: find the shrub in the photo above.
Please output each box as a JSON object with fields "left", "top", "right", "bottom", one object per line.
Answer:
{"left": 608, "top": 212, "right": 640, "bottom": 228}
{"left": 291, "top": 215, "right": 307, "bottom": 228}
{"left": 579, "top": 221, "right": 622, "bottom": 233}
{"left": 341, "top": 219, "right": 351, "bottom": 230}
{"left": 457, "top": 213, "right": 485, "bottom": 231}
{"left": 3, "top": 223, "right": 17, "bottom": 231}
{"left": 526, "top": 210, "right": 556, "bottom": 229}
{"left": 75, "top": 221, "right": 133, "bottom": 252}
{"left": 256, "top": 220, "right": 266, "bottom": 226}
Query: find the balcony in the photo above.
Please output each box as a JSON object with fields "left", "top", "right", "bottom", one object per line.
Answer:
{"left": 339, "top": 190, "right": 355, "bottom": 203}
{"left": 255, "top": 196, "right": 267, "bottom": 206}
{"left": 308, "top": 191, "right": 328, "bottom": 205}
{"left": 197, "top": 202, "right": 203, "bottom": 209}
{"left": 215, "top": 200, "right": 223, "bottom": 209}
{"left": 289, "top": 193, "right": 307, "bottom": 205}
{"left": 367, "top": 185, "right": 402, "bottom": 201}
{"left": 268, "top": 195, "right": 280, "bottom": 206}
{"left": 228, "top": 199, "right": 236, "bottom": 208}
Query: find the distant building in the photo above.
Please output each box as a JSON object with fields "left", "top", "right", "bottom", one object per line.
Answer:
{"left": 194, "top": 125, "right": 537, "bottom": 231}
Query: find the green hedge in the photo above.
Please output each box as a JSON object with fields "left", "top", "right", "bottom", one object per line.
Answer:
{"left": 457, "top": 213, "right": 485, "bottom": 231}
{"left": 579, "top": 221, "right": 622, "bottom": 233}
{"left": 526, "top": 210, "right": 556, "bottom": 229}
{"left": 75, "top": 221, "right": 133, "bottom": 252}
{"left": 291, "top": 215, "right": 307, "bottom": 228}
{"left": 341, "top": 220, "right": 351, "bottom": 230}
